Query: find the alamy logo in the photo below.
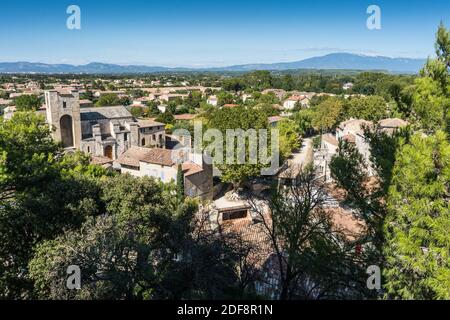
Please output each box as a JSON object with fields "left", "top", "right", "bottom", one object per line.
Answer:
{"left": 366, "top": 5, "right": 381, "bottom": 30}
{"left": 66, "top": 265, "right": 81, "bottom": 290}
{"left": 66, "top": 5, "right": 81, "bottom": 30}
{"left": 366, "top": 265, "right": 381, "bottom": 290}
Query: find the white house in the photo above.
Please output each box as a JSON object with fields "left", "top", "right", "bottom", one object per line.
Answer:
{"left": 157, "top": 104, "right": 167, "bottom": 113}
{"left": 282, "top": 95, "right": 310, "bottom": 110}
{"left": 207, "top": 95, "right": 218, "bottom": 106}
{"left": 242, "top": 93, "right": 253, "bottom": 102}
{"left": 343, "top": 82, "right": 354, "bottom": 90}
{"left": 336, "top": 119, "right": 374, "bottom": 175}
{"left": 117, "top": 147, "right": 213, "bottom": 200}
{"left": 315, "top": 134, "right": 339, "bottom": 182}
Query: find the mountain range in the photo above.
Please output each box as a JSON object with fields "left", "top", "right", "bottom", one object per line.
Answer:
{"left": 0, "top": 53, "right": 426, "bottom": 74}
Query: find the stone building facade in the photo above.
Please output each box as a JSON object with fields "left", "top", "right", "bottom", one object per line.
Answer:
{"left": 44, "top": 90, "right": 165, "bottom": 160}
{"left": 117, "top": 146, "right": 213, "bottom": 200}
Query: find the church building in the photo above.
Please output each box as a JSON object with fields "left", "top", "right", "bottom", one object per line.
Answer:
{"left": 44, "top": 90, "right": 165, "bottom": 160}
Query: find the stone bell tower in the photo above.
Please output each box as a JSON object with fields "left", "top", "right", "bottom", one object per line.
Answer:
{"left": 45, "top": 90, "right": 82, "bottom": 149}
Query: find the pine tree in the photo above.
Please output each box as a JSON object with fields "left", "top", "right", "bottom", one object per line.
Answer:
{"left": 384, "top": 132, "right": 450, "bottom": 299}
{"left": 384, "top": 22, "right": 450, "bottom": 300}
{"left": 177, "top": 164, "right": 185, "bottom": 202}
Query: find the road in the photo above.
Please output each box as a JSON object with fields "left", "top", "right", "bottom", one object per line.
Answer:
{"left": 279, "top": 138, "right": 313, "bottom": 178}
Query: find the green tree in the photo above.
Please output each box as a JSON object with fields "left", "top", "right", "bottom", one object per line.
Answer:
{"left": 146, "top": 100, "right": 161, "bottom": 116}
{"left": 411, "top": 76, "right": 449, "bottom": 133}
{"left": 328, "top": 128, "right": 401, "bottom": 268}
{"left": 28, "top": 174, "right": 257, "bottom": 300}
{"left": 184, "top": 91, "right": 203, "bottom": 109}
{"left": 156, "top": 111, "right": 175, "bottom": 125}
{"left": 292, "top": 108, "right": 315, "bottom": 136}
{"left": 435, "top": 21, "right": 450, "bottom": 68}
{"left": 343, "top": 95, "right": 388, "bottom": 122}
{"left": 242, "top": 71, "right": 273, "bottom": 90}
{"left": 15, "top": 94, "right": 41, "bottom": 111}
{"left": 250, "top": 165, "right": 371, "bottom": 300}
{"left": 222, "top": 78, "right": 245, "bottom": 92}
{"left": 256, "top": 93, "right": 279, "bottom": 105}
{"left": 130, "top": 106, "right": 144, "bottom": 118}
{"left": 0, "top": 112, "right": 59, "bottom": 200}
{"left": 0, "top": 90, "right": 9, "bottom": 99}
{"left": 207, "top": 106, "right": 269, "bottom": 189}
{"left": 216, "top": 91, "right": 235, "bottom": 107}
{"left": 176, "top": 164, "right": 185, "bottom": 202}
{"left": 384, "top": 131, "right": 450, "bottom": 299}
{"left": 312, "top": 97, "right": 344, "bottom": 132}
{"left": 95, "top": 93, "right": 121, "bottom": 107}
{"left": 277, "top": 119, "right": 301, "bottom": 160}
{"left": 414, "top": 23, "right": 450, "bottom": 134}
{"left": 0, "top": 112, "right": 103, "bottom": 298}
{"left": 329, "top": 23, "right": 450, "bottom": 300}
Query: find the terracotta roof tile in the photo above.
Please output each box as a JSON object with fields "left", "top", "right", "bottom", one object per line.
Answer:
{"left": 174, "top": 114, "right": 196, "bottom": 120}
{"left": 137, "top": 119, "right": 165, "bottom": 128}
{"left": 117, "top": 146, "right": 150, "bottom": 168}
{"left": 378, "top": 118, "right": 408, "bottom": 128}
{"left": 142, "top": 148, "right": 175, "bottom": 166}
{"left": 182, "top": 162, "right": 204, "bottom": 176}
{"left": 90, "top": 156, "right": 113, "bottom": 166}
{"left": 268, "top": 116, "right": 284, "bottom": 124}
{"left": 342, "top": 134, "right": 356, "bottom": 143}
{"left": 322, "top": 134, "right": 338, "bottom": 146}
{"left": 324, "top": 207, "right": 366, "bottom": 241}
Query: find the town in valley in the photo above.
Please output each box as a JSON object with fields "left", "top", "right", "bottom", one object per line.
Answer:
{"left": 0, "top": 0, "right": 448, "bottom": 303}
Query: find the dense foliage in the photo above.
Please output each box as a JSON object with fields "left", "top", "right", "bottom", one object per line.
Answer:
{"left": 330, "top": 23, "right": 450, "bottom": 300}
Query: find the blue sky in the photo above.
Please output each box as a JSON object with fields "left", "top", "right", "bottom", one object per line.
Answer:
{"left": 0, "top": 0, "right": 448, "bottom": 67}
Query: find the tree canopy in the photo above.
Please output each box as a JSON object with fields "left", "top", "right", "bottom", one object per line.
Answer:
{"left": 14, "top": 94, "right": 42, "bottom": 111}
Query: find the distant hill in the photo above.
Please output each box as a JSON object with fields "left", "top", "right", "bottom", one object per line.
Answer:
{"left": 216, "top": 53, "right": 426, "bottom": 73}
{"left": 0, "top": 53, "right": 426, "bottom": 74}
{"left": 0, "top": 62, "right": 187, "bottom": 74}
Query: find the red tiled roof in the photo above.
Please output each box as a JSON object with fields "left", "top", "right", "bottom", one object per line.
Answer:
{"left": 174, "top": 114, "right": 196, "bottom": 121}
{"left": 268, "top": 116, "right": 284, "bottom": 124}
{"left": 286, "top": 95, "right": 306, "bottom": 101}
{"left": 137, "top": 119, "right": 165, "bottom": 128}
{"left": 342, "top": 134, "right": 356, "bottom": 143}
{"left": 118, "top": 147, "right": 177, "bottom": 167}
{"left": 182, "top": 162, "right": 204, "bottom": 176}
{"left": 378, "top": 118, "right": 408, "bottom": 128}
{"left": 222, "top": 215, "right": 274, "bottom": 268}
{"left": 90, "top": 156, "right": 113, "bottom": 166}
{"left": 142, "top": 148, "right": 175, "bottom": 166}
{"left": 117, "top": 146, "right": 149, "bottom": 168}
{"left": 324, "top": 207, "right": 366, "bottom": 241}
{"left": 338, "top": 119, "right": 372, "bottom": 135}
{"left": 322, "top": 134, "right": 339, "bottom": 146}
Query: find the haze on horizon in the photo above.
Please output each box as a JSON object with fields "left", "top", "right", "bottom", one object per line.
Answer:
{"left": 0, "top": 0, "right": 448, "bottom": 67}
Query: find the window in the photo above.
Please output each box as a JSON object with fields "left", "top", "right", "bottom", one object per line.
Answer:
{"left": 152, "top": 134, "right": 156, "bottom": 140}
{"left": 186, "top": 187, "right": 196, "bottom": 197}
{"left": 104, "top": 145, "right": 113, "bottom": 159}
{"left": 124, "top": 133, "right": 128, "bottom": 141}
{"left": 63, "top": 101, "right": 67, "bottom": 108}
{"left": 222, "top": 210, "right": 248, "bottom": 221}
{"left": 59, "top": 115, "right": 73, "bottom": 148}
{"left": 87, "top": 146, "right": 90, "bottom": 153}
